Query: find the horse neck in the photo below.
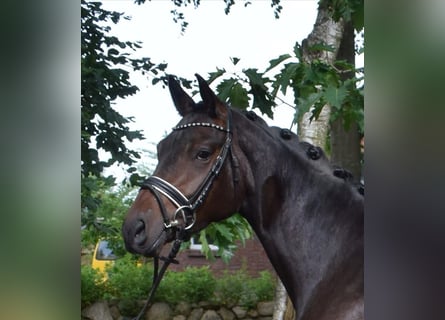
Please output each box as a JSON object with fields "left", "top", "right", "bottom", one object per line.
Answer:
{"left": 233, "top": 111, "right": 363, "bottom": 314}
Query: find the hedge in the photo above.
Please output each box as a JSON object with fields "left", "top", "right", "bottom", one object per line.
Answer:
{"left": 81, "top": 254, "right": 275, "bottom": 311}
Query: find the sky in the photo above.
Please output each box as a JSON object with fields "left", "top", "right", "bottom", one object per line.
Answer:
{"left": 99, "top": 0, "right": 361, "bottom": 180}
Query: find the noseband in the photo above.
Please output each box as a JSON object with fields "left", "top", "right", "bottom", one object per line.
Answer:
{"left": 140, "top": 111, "right": 233, "bottom": 232}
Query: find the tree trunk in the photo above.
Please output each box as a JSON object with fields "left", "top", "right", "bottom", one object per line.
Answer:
{"left": 329, "top": 20, "right": 362, "bottom": 181}
{"left": 298, "top": 2, "right": 345, "bottom": 148}
{"left": 330, "top": 118, "right": 361, "bottom": 181}
{"left": 298, "top": 105, "right": 331, "bottom": 149}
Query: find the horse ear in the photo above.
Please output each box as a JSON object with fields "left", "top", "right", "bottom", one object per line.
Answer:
{"left": 195, "top": 73, "right": 225, "bottom": 118}
{"left": 168, "top": 75, "right": 196, "bottom": 116}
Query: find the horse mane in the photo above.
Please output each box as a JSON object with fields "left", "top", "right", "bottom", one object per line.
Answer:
{"left": 238, "top": 109, "right": 364, "bottom": 196}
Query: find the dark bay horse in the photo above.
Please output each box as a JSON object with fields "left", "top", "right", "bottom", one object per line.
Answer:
{"left": 122, "top": 74, "right": 364, "bottom": 320}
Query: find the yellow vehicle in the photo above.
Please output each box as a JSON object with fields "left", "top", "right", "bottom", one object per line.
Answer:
{"left": 91, "top": 239, "right": 118, "bottom": 279}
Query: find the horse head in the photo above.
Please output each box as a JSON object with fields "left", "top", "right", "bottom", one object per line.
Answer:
{"left": 122, "top": 74, "right": 243, "bottom": 257}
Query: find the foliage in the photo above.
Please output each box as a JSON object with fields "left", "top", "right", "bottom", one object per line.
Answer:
{"left": 251, "top": 271, "right": 276, "bottom": 302}
{"left": 81, "top": 265, "right": 107, "bottom": 308}
{"left": 130, "top": 0, "right": 364, "bottom": 136}
{"left": 81, "top": 178, "right": 138, "bottom": 256}
{"left": 100, "top": 255, "right": 153, "bottom": 316}
{"left": 103, "top": 255, "right": 154, "bottom": 301}
{"left": 201, "top": 43, "right": 364, "bottom": 135}
{"left": 134, "top": 0, "right": 283, "bottom": 32}
{"left": 81, "top": 256, "right": 276, "bottom": 311}
{"left": 134, "top": 0, "right": 362, "bottom": 33}
{"left": 319, "top": 0, "right": 364, "bottom": 31}
{"left": 185, "top": 213, "right": 253, "bottom": 263}
{"left": 212, "top": 269, "right": 248, "bottom": 307}
{"left": 272, "top": 42, "right": 364, "bottom": 133}
{"left": 81, "top": 0, "right": 168, "bottom": 211}
{"left": 156, "top": 266, "right": 216, "bottom": 304}
{"left": 212, "top": 269, "right": 275, "bottom": 308}
{"left": 81, "top": 174, "right": 115, "bottom": 217}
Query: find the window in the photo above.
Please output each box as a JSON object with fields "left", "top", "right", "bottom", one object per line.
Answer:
{"left": 189, "top": 234, "right": 219, "bottom": 251}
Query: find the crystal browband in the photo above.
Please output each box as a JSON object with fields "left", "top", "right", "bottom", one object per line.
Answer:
{"left": 173, "top": 122, "right": 230, "bottom": 133}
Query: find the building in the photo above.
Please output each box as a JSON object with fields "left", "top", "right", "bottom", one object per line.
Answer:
{"left": 162, "top": 234, "right": 275, "bottom": 277}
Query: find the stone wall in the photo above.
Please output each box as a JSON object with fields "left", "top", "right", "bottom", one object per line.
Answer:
{"left": 82, "top": 300, "right": 275, "bottom": 320}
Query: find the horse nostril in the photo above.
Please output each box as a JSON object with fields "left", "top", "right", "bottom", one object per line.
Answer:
{"left": 134, "top": 219, "right": 146, "bottom": 245}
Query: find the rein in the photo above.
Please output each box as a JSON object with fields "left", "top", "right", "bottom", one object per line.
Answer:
{"left": 132, "top": 229, "right": 185, "bottom": 320}
{"left": 133, "top": 108, "right": 233, "bottom": 320}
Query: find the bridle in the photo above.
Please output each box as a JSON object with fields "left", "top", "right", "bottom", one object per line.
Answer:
{"left": 140, "top": 119, "right": 232, "bottom": 232}
{"left": 132, "top": 107, "right": 234, "bottom": 320}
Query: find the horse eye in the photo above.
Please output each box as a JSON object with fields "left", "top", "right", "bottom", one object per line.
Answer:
{"left": 196, "top": 150, "right": 211, "bottom": 161}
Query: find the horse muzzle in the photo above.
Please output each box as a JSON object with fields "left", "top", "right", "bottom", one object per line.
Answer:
{"left": 122, "top": 214, "right": 172, "bottom": 257}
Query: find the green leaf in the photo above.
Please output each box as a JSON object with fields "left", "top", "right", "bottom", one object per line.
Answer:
{"left": 243, "top": 68, "right": 265, "bottom": 86}
{"left": 265, "top": 54, "right": 291, "bottom": 73}
{"left": 323, "top": 85, "right": 348, "bottom": 109}
{"left": 216, "top": 78, "right": 249, "bottom": 110}
{"left": 108, "top": 48, "right": 119, "bottom": 56}
{"left": 295, "top": 91, "right": 323, "bottom": 123}
{"left": 244, "top": 68, "right": 275, "bottom": 117}
{"left": 333, "top": 59, "right": 355, "bottom": 71}
{"left": 275, "top": 62, "right": 300, "bottom": 95}
{"left": 207, "top": 68, "right": 226, "bottom": 84}
{"left": 216, "top": 78, "right": 237, "bottom": 101}
{"left": 229, "top": 82, "right": 249, "bottom": 109}
{"left": 230, "top": 57, "right": 240, "bottom": 65}
{"left": 198, "top": 231, "right": 215, "bottom": 261}
{"left": 307, "top": 42, "right": 336, "bottom": 53}
{"left": 293, "top": 41, "right": 302, "bottom": 60}
{"left": 352, "top": 0, "right": 364, "bottom": 31}
{"left": 213, "top": 223, "right": 233, "bottom": 241}
{"left": 219, "top": 247, "right": 235, "bottom": 264}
